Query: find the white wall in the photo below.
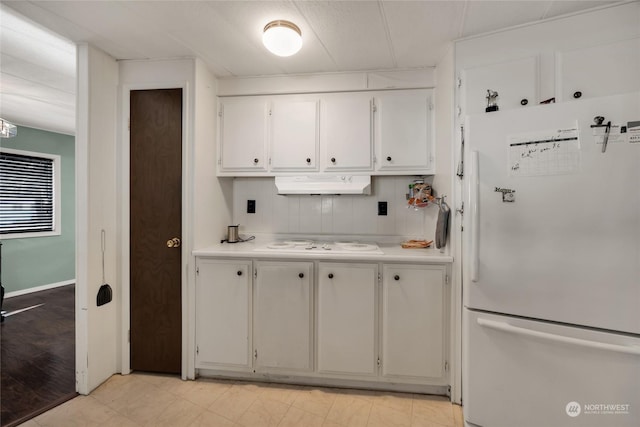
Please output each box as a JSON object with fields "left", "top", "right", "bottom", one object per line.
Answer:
{"left": 434, "top": 43, "right": 461, "bottom": 404}
{"left": 193, "top": 58, "right": 233, "bottom": 248}
{"left": 76, "top": 43, "right": 119, "bottom": 394}
{"left": 190, "top": 58, "right": 233, "bottom": 377}
{"left": 233, "top": 176, "right": 437, "bottom": 240}
{"left": 433, "top": 44, "right": 455, "bottom": 252}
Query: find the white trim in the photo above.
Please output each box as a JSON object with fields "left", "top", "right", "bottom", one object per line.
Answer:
{"left": 0, "top": 147, "right": 62, "bottom": 239}
{"left": 119, "top": 80, "right": 191, "bottom": 380}
{"left": 75, "top": 42, "right": 90, "bottom": 396}
{"left": 4, "top": 279, "right": 75, "bottom": 298}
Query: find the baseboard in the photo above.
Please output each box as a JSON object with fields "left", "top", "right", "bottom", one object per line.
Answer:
{"left": 4, "top": 279, "right": 75, "bottom": 298}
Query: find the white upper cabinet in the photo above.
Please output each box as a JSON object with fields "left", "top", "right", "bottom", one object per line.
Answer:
{"left": 375, "top": 89, "right": 433, "bottom": 173}
{"left": 462, "top": 56, "right": 538, "bottom": 116}
{"left": 320, "top": 92, "right": 374, "bottom": 172}
{"left": 217, "top": 90, "right": 435, "bottom": 176}
{"left": 456, "top": 4, "right": 640, "bottom": 114}
{"left": 558, "top": 37, "right": 640, "bottom": 102}
{"left": 270, "top": 97, "right": 319, "bottom": 172}
{"left": 218, "top": 97, "right": 268, "bottom": 173}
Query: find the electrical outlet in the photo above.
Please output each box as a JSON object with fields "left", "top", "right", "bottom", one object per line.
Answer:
{"left": 378, "top": 201, "right": 388, "bottom": 216}
{"left": 247, "top": 200, "right": 256, "bottom": 214}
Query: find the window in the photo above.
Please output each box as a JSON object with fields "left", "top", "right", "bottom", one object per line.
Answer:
{"left": 0, "top": 148, "right": 61, "bottom": 238}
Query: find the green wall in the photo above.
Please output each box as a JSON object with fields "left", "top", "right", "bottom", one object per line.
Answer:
{"left": 1, "top": 126, "right": 75, "bottom": 294}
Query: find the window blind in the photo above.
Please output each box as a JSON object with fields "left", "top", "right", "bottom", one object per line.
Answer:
{"left": 0, "top": 152, "right": 55, "bottom": 234}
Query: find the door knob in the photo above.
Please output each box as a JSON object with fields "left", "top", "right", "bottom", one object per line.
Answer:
{"left": 167, "top": 237, "right": 181, "bottom": 248}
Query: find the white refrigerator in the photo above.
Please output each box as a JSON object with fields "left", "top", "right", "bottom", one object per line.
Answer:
{"left": 462, "top": 91, "right": 640, "bottom": 427}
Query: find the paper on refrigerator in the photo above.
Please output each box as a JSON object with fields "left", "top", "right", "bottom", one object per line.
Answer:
{"left": 627, "top": 121, "right": 640, "bottom": 143}
{"left": 507, "top": 126, "right": 580, "bottom": 177}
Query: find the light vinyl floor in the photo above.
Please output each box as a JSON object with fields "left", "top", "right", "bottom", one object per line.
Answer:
{"left": 20, "top": 373, "right": 464, "bottom": 427}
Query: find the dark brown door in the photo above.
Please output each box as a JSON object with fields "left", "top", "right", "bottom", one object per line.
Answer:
{"left": 130, "top": 88, "right": 182, "bottom": 374}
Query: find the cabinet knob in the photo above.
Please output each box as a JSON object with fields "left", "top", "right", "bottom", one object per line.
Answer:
{"left": 237, "top": 270, "right": 243, "bottom": 276}
{"left": 330, "top": 157, "right": 336, "bottom": 164}
{"left": 328, "top": 273, "right": 334, "bottom": 279}
{"left": 386, "top": 156, "right": 392, "bottom": 162}
{"left": 394, "top": 275, "right": 400, "bottom": 281}
{"left": 298, "top": 273, "right": 304, "bottom": 278}
{"left": 253, "top": 158, "right": 259, "bottom": 164}
{"left": 520, "top": 99, "right": 528, "bottom": 106}
{"left": 573, "top": 91, "right": 582, "bottom": 99}
{"left": 306, "top": 158, "right": 311, "bottom": 164}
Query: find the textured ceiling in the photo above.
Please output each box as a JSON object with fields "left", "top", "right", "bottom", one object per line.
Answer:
{"left": 0, "top": 0, "right": 620, "bottom": 135}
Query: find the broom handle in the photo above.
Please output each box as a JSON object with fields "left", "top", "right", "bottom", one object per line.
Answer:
{"left": 101, "top": 229, "right": 106, "bottom": 284}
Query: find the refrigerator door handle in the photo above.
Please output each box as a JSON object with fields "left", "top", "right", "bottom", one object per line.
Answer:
{"left": 477, "top": 317, "right": 640, "bottom": 356}
{"left": 470, "top": 151, "right": 480, "bottom": 282}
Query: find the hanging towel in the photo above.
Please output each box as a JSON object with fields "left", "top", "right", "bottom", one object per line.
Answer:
{"left": 435, "top": 201, "right": 450, "bottom": 249}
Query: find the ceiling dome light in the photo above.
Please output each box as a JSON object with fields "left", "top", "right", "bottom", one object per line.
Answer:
{"left": 263, "top": 20, "right": 302, "bottom": 57}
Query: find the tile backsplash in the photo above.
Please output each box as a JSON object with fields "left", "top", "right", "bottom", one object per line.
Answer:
{"left": 233, "top": 176, "right": 440, "bottom": 239}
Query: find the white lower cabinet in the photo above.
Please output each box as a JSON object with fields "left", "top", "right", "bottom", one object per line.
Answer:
{"left": 195, "top": 259, "right": 252, "bottom": 370}
{"left": 195, "top": 257, "right": 448, "bottom": 389}
{"left": 254, "top": 261, "right": 313, "bottom": 373}
{"left": 317, "top": 263, "right": 378, "bottom": 377}
{"left": 382, "top": 264, "right": 446, "bottom": 380}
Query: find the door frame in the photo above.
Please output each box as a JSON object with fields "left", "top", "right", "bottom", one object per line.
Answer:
{"left": 119, "top": 82, "right": 192, "bottom": 379}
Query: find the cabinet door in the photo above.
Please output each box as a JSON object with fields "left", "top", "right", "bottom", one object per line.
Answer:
{"left": 195, "top": 259, "right": 252, "bottom": 370}
{"left": 375, "top": 89, "right": 432, "bottom": 172}
{"left": 320, "top": 93, "right": 374, "bottom": 171}
{"left": 254, "top": 261, "right": 313, "bottom": 372}
{"left": 462, "top": 56, "right": 538, "bottom": 115}
{"left": 270, "top": 97, "right": 319, "bottom": 171}
{"left": 218, "top": 97, "right": 268, "bottom": 172}
{"left": 317, "top": 263, "right": 378, "bottom": 376}
{"left": 558, "top": 37, "right": 640, "bottom": 102}
{"left": 382, "top": 264, "right": 446, "bottom": 380}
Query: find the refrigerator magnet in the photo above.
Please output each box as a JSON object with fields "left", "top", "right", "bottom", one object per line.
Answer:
{"left": 495, "top": 187, "right": 516, "bottom": 202}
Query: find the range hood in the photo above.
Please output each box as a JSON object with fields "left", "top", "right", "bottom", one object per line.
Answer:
{"left": 275, "top": 175, "right": 371, "bottom": 195}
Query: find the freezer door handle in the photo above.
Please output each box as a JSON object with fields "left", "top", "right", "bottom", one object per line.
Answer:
{"left": 470, "top": 150, "right": 480, "bottom": 282}
{"left": 477, "top": 317, "right": 640, "bottom": 356}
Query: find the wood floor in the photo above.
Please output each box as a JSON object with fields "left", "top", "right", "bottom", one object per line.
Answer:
{"left": 0, "top": 285, "right": 76, "bottom": 427}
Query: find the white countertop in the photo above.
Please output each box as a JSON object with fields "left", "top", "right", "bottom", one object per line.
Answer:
{"left": 193, "top": 236, "right": 453, "bottom": 263}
